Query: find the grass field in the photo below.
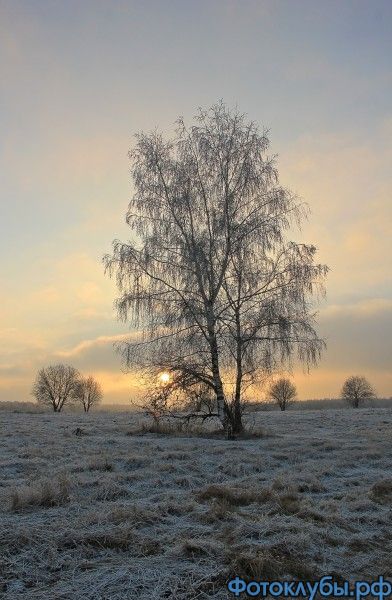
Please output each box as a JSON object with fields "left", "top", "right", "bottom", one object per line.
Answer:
{"left": 0, "top": 407, "right": 391, "bottom": 599}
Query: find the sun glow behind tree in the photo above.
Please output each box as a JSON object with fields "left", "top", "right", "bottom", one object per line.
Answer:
{"left": 159, "top": 372, "right": 171, "bottom": 385}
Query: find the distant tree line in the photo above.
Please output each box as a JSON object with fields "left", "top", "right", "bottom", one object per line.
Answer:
{"left": 30, "top": 366, "right": 379, "bottom": 416}
{"left": 32, "top": 364, "right": 102, "bottom": 413}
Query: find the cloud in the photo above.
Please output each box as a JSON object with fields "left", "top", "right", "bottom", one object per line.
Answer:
{"left": 321, "top": 298, "right": 392, "bottom": 319}
{"left": 56, "top": 333, "right": 136, "bottom": 358}
{"left": 317, "top": 298, "right": 392, "bottom": 374}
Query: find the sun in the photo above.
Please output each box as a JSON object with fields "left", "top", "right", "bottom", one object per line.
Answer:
{"left": 159, "top": 372, "right": 170, "bottom": 384}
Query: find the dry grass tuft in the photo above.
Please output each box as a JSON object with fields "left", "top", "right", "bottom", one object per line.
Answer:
{"left": 235, "top": 426, "right": 267, "bottom": 439}
{"left": 227, "top": 545, "right": 318, "bottom": 581}
{"left": 88, "top": 457, "right": 114, "bottom": 471}
{"left": 124, "top": 455, "right": 150, "bottom": 469}
{"left": 370, "top": 478, "right": 392, "bottom": 505}
{"left": 297, "top": 507, "right": 327, "bottom": 522}
{"left": 132, "top": 420, "right": 189, "bottom": 436}
{"left": 93, "top": 482, "right": 128, "bottom": 501}
{"left": 109, "top": 505, "right": 157, "bottom": 526}
{"left": 180, "top": 539, "right": 213, "bottom": 559}
{"left": 227, "top": 550, "right": 282, "bottom": 580}
{"left": 10, "top": 474, "right": 70, "bottom": 511}
{"left": 198, "top": 497, "right": 235, "bottom": 522}
{"left": 196, "top": 484, "right": 272, "bottom": 506}
{"left": 129, "top": 418, "right": 268, "bottom": 439}
{"left": 276, "top": 491, "right": 302, "bottom": 514}
{"left": 348, "top": 537, "right": 371, "bottom": 552}
{"left": 63, "top": 526, "right": 160, "bottom": 555}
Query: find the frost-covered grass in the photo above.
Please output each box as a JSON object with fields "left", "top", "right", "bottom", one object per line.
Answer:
{"left": 0, "top": 408, "right": 391, "bottom": 599}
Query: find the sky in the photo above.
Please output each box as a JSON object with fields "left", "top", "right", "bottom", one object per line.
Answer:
{"left": 1, "top": 0, "right": 391, "bottom": 404}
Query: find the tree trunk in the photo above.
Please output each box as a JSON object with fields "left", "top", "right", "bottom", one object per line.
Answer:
{"left": 232, "top": 325, "right": 244, "bottom": 434}
{"left": 206, "top": 308, "right": 229, "bottom": 432}
{"left": 231, "top": 308, "right": 243, "bottom": 434}
{"left": 210, "top": 340, "right": 227, "bottom": 427}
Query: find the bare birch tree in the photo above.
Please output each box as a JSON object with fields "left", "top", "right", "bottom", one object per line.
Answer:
{"left": 32, "top": 364, "right": 80, "bottom": 412}
{"left": 104, "top": 102, "right": 327, "bottom": 435}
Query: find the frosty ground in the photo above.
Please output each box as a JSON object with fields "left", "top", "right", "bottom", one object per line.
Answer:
{"left": 0, "top": 407, "right": 391, "bottom": 599}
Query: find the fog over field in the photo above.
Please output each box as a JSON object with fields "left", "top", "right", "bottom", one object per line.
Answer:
{"left": 1, "top": 407, "right": 391, "bottom": 599}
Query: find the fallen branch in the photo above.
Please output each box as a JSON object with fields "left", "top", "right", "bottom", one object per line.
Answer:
{"left": 168, "top": 411, "right": 220, "bottom": 423}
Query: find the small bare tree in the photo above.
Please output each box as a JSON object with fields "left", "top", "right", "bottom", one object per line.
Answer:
{"left": 269, "top": 378, "right": 297, "bottom": 411}
{"left": 341, "top": 375, "right": 376, "bottom": 408}
{"left": 32, "top": 364, "right": 80, "bottom": 412}
{"left": 74, "top": 375, "right": 103, "bottom": 412}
